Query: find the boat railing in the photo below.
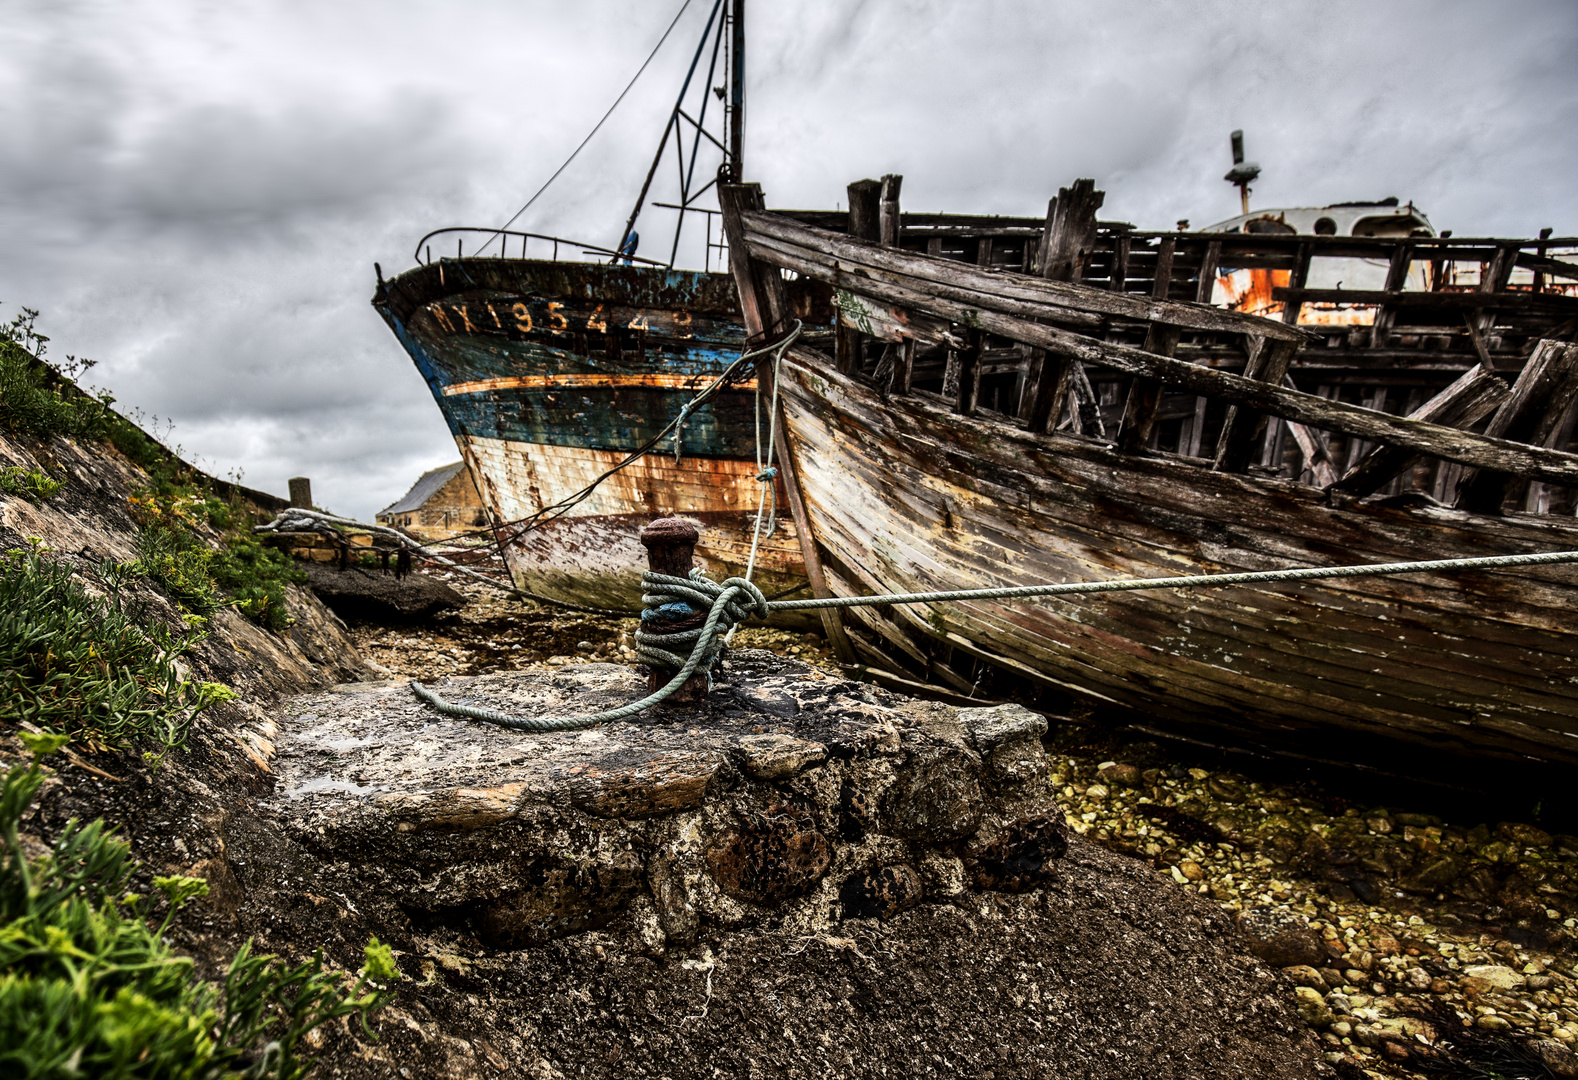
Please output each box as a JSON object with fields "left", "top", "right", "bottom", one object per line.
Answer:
{"left": 719, "top": 179, "right": 1578, "bottom": 518}
{"left": 410, "top": 227, "right": 670, "bottom": 269}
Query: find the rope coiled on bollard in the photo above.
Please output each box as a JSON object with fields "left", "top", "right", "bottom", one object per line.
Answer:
{"left": 410, "top": 547, "right": 1578, "bottom": 732}
{"left": 411, "top": 571, "right": 768, "bottom": 732}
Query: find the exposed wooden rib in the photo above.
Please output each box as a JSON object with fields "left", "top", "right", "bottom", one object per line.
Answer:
{"left": 1368, "top": 243, "right": 1414, "bottom": 348}
{"left": 1331, "top": 366, "right": 1510, "bottom": 497}
{"left": 733, "top": 221, "right": 1578, "bottom": 486}
{"left": 1281, "top": 243, "right": 1312, "bottom": 325}
{"left": 1457, "top": 340, "right": 1578, "bottom": 513}
{"left": 742, "top": 209, "right": 1310, "bottom": 341}
{"left": 1116, "top": 238, "right": 1180, "bottom": 452}
{"left": 1194, "top": 240, "right": 1222, "bottom": 303}
{"left": 1214, "top": 338, "right": 1300, "bottom": 473}
{"left": 1117, "top": 325, "right": 1179, "bottom": 453}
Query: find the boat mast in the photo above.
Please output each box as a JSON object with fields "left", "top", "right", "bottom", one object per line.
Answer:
{"left": 728, "top": 0, "right": 744, "bottom": 179}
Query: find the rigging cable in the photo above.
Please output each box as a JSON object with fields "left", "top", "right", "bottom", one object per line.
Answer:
{"left": 472, "top": 0, "right": 696, "bottom": 256}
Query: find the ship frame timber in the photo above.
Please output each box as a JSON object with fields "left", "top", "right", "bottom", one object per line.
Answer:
{"left": 719, "top": 180, "right": 1578, "bottom": 770}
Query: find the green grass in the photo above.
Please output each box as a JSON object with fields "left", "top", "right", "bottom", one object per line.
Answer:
{"left": 0, "top": 467, "right": 63, "bottom": 503}
{"left": 0, "top": 546, "right": 232, "bottom": 758}
{"left": 210, "top": 534, "right": 305, "bottom": 633}
{"left": 0, "top": 314, "right": 109, "bottom": 442}
{"left": 0, "top": 737, "right": 396, "bottom": 1079}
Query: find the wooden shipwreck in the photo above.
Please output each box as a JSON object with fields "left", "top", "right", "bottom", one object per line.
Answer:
{"left": 718, "top": 177, "right": 1578, "bottom": 771}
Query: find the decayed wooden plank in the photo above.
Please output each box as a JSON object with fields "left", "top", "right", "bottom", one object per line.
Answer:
{"left": 1038, "top": 179, "right": 1105, "bottom": 281}
{"left": 740, "top": 208, "right": 1310, "bottom": 342}
{"left": 879, "top": 174, "right": 903, "bottom": 248}
{"left": 1332, "top": 365, "right": 1510, "bottom": 497}
{"left": 1369, "top": 243, "right": 1414, "bottom": 348}
{"left": 742, "top": 231, "right": 1578, "bottom": 486}
{"left": 774, "top": 356, "right": 1578, "bottom": 762}
{"left": 1214, "top": 338, "right": 1300, "bottom": 473}
{"left": 1457, "top": 340, "right": 1578, "bottom": 513}
{"left": 1115, "top": 240, "right": 1180, "bottom": 452}
{"left": 1117, "top": 325, "right": 1180, "bottom": 452}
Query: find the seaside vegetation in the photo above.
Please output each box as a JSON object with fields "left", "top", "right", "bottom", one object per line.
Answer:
{"left": 0, "top": 545, "right": 233, "bottom": 759}
{"left": 0, "top": 737, "right": 396, "bottom": 1078}
{"left": 1, "top": 310, "right": 303, "bottom": 632}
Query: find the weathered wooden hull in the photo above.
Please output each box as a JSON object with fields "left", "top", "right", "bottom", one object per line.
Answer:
{"left": 777, "top": 349, "right": 1578, "bottom": 767}
{"left": 373, "top": 258, "right": 817, "bottom": 622}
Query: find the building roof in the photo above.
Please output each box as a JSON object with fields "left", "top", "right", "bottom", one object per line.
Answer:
{"left": 378, "top": 461, "right": 468, "bottom": 516}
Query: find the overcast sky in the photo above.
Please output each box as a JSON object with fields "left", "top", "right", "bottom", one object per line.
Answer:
{"left": 3, "top": 0, "right": 1575, "bottom": 520}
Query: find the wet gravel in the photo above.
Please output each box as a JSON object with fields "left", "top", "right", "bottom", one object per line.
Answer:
{"left": 340, "top": 559, "right": 1578, "bottom": 1080}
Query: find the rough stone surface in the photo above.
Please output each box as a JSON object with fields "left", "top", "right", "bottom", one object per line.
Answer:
{"left": 247, "top": 655, "right": 1325, "bottom": 1078}
{"left": 736, "top": 732, "right": 827, "bottom": 780}
{"left": 1236, "top": 906, "right": 1330, "bottom": 969}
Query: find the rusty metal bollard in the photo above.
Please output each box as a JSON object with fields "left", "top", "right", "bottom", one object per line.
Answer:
{"left": 638, "top": 517, "right": 709, "bottom": 704}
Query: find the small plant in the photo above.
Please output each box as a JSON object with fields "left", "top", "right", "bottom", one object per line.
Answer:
{"left": 0, "top": 328, "right": 108, "bottom": 441}
{"left": 134, "top": 524, "right": 222, "bottom": 617}
{"left": 0, "top": 738, "right": 396, "bottom": 1079}
{"left": 0, "top": 546, "right": 229, "bottom": 756}
{"left": 0, "top": 467, "right": 62, "bottom": 503}
{"left": 211, "top": 534, "right": 305, "bottom": 633}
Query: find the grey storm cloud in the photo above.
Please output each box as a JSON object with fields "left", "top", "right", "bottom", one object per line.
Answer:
{"left": 1, "top": 0, "right": 1575, "bottom": 520}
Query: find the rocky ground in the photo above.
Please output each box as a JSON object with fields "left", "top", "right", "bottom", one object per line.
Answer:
{"left": 341, "top": 563, "right": 1578, "bottom": 1080}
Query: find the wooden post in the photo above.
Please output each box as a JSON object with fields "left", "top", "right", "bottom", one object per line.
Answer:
{"left": 1457, "top": 340, "right": 1578, "bottom": 513}
{"left": 1022, "top": 179, "right": 1104, "bottom": 433}
{"left": 720, "top": 183, "right": 857, "bottom": 663}
{"left": 1213, "top": 339, "right": 1301, "bottom": 472}
{"left": 878, "top": 174, "right": 903, "bottom": 248}
{"left": 1331, "top": 365, "right": 1510, "bottom": 497}
{"left": 847, "top": 179, "right": 881, "bottom": 242}
{"left": 288, "top": 477, "right": 312, "bottom": 509}
{"left": 838, "top": 178, "right": 883, "bottom": 375}
{"left": 638, "top": 518, "right": 710, "bottom": 703}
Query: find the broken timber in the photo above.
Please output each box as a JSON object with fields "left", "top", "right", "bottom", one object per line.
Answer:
{"left": 719, "top": 178, "right": 1578, "bottom": 770}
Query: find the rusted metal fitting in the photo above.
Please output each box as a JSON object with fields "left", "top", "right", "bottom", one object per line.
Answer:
{"left": 638, "top": 517, "right": 709, "bottom": 704}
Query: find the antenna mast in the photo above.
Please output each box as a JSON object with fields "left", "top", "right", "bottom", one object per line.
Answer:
{"left": 728, "top": 0, "right": 745, "bottom": 179}
{"left": 1224, "top": 129, "right": 1261, "bottom": 215}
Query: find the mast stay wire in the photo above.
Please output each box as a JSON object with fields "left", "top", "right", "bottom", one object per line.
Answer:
{"left": 612, "top": 0, "right": 728, "bottom": 266}
{"left": 471, "top": 0, "right": 696, "bottom": 257}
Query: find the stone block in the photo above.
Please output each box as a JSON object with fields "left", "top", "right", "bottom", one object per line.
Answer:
{"left": 706, "top": 803, "right": 831, "bottom": 906}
